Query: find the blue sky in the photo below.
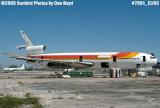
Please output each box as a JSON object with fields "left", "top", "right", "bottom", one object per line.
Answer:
{"left": 0, "top": 0, "right": 160, "bottom": 67}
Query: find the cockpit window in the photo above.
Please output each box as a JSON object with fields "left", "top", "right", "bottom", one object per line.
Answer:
{"left": 150, "top": 56, "right": 156, "bottom": 59}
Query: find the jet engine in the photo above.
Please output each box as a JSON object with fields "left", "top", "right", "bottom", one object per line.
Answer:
{"left": 26, "top": 45, "right": 46, "bottom": 55}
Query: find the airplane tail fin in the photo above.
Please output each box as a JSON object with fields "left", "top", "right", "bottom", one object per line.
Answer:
{"left": 20, "top": 31, "right": 33, "bottom": 46}
{"left": 16, "top": 31, "right": 46, "bottom": 55}
{"left": 16, "top": 31, "right": 33, "bottom": 49}
{"left": 20, "top": 64, "right": 25, "bottom": 70}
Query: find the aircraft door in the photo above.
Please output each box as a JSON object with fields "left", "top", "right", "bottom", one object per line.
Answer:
{"left": 79, "top": 56, "right": 83, "bottom": 62}
{"left": 113, "top": 56, "right": 117, "bottom": 62}
{"left": 143, "top": 56, "right": 146, "bottom": 62}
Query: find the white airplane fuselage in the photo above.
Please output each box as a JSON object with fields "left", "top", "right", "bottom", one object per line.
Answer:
{"left": 2, "top": 64, "right": 25, "bottom": 72}
{"left": 28, "top": 52, "right": 158, "bottom": 69}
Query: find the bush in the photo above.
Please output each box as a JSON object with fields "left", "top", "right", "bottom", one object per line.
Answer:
{"left": 0, "top": 95, "right": 43, "bottom": 108}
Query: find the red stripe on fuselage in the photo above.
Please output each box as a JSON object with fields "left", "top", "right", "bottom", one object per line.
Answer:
{"left": 28, "top": 52, "right": 138, "bottom": 60}
{"left": 30, "top": 55, "right": 98, "bottom": 59}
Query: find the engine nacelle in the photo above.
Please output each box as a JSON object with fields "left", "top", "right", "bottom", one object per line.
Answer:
{"left": 26, "top": 45, "right": 46, "bottom": 55}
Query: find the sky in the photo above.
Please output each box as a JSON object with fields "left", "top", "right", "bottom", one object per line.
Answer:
{"left": 0, "top": 0, "right": 160, "bottom": 67}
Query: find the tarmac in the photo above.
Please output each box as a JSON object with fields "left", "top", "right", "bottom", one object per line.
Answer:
{"left": 0, "top": 71, "right": 160, "bottom": 108}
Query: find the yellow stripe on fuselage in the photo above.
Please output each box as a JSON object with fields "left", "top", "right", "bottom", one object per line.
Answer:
{"left": 123, "top": 52, "right": 139, "bottom": 58}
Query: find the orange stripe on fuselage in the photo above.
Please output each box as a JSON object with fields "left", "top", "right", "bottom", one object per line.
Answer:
{"left": 113, "top": 52, "right": 138, "bottom": 58}
{"left": 124, "top": 52, "right": 139, "bottom": 58}
{"left": 29, "top": 52, "right": 139, "bottom": 60}
{"left": 113, "top": 52, "right": 131, "bottom": 58}
{"left": 34, "top": 55, "right": 98, "bottom": 60}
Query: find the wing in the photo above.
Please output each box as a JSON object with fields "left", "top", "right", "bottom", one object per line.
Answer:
{"left": 47, "top": 61, "right": 95, "bottom": 68}
{"left": 4, "top": 52, "right": 95, "bottom": 68}
{"left": 4, "top": 52, "right": 40, "bottom": 62}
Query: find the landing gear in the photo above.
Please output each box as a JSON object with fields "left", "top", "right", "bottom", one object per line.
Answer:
{"left": 110, "top": 68, "right": 122, "bottom": 78}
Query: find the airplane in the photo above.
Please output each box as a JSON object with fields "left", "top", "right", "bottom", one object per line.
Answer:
{"left": 5, "top": 31, "right": 158, "bottom": 71}
{"left": 2, "top": 64, "right": 25, "bottom": 72}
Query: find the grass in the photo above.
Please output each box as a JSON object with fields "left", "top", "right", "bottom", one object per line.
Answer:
{"left": 0, "top": 95, "right": 43, "bottom": 108}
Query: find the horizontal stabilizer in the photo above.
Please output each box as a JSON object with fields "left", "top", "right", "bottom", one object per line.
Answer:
{"left": 4, "top": 52, "right": 28, "bottom": 60}
{"left": 4, "top": 52, "right": 20, "bottom": 58}
{"left": 16, "top": 45, "right": 27, "bottom": 49}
